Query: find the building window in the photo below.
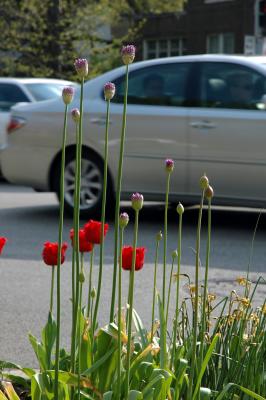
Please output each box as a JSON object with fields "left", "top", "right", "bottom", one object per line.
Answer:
{"left": 143, "top": 38, "right": 187, "bottom": 60}
{"left": 207, "top": 33, "right": 234, "bottom": 54}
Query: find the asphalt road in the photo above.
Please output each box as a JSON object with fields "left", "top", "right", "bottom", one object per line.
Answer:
{"left": 0, "top": 183, "right": 265, "bottom": 367}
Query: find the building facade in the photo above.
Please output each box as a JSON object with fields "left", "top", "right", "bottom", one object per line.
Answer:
{"left": 139, "top": 0, "right": 256, "bottom": 60}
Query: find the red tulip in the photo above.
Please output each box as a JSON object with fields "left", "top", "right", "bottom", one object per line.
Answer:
{"left": 0, "top": 237, "right": 7, "bottom": 255}
{"left": 122, "top": 246, "right": 146, "bottom": 271}
{"left": 42, "top": 242, "right": 68, "bottom": 266}
{"left": 70, "top": 228, "right": 93, "bottom": 253}
{"left": 84, "top": 220, "right": 109, "bottom": 244}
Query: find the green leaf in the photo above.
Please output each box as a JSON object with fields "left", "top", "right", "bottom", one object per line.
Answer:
{"left": 174, "top": 358, "right": 188, "bottom": 398}
{"left": 103, "top": 391, "right": 113, "bottom": 399}
{"left": 0, "top": 382, "right": 20, "bottom": 400}
{"left": 28, "top": 333, "right": 47, "bottom": 371}
{"left": 41, "top": 312, "right": 57, "bottom": 370}
{"left": 0, "top": 391, "right": 8, "bottom": 400}
{"left": 157, "top": 293, "right": 167, "bottom": 369}
{"left": 192, "top": 334, "right": 219, "bottom": 400}
{"left": 132, "top": 309, "right": 148, "bottom": 348}
{"left": 80, "top": 326, "right": 92, "bottom": 373}
{"left": 83, "top": 346, "right": 115, "bottom": 376}
{"left": 216, "top": 383, "right": 266, "bottom": 400}
{"left": 128, "top": 390, "right": 143, "bottom": 399}
{"left": 0, "top": 360, "right": 35, "bottom": 379}
{"left": 199, "top": 387, "right": 212, "bottom": 399}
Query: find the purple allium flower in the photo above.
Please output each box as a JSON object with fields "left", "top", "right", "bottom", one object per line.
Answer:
{"left": 131, "top": 192, "right": 144, "bottom": 211}
{"left": 71, "top": 108, "right": 80, "bottom": 123}
{"left": 165, "top": 158, "right": 174, "bottom": 173}
{"left": 74, "top": 58, "right": 88, "bottom": 78}
{"left": 62, "top": 86, "right": 74, "bottom": 105}
{"left": 121, "top": 45, "right": 136, "bottom": 65}
{"left": 119, "top": 212, "right": 129, "bottom": 229}
{"left": 104, "top": 82, "right": 116, "bottom": 101}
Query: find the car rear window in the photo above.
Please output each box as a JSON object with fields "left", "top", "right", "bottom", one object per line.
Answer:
{"left": 25, "top": 83, "right": 69, "bottom": 101}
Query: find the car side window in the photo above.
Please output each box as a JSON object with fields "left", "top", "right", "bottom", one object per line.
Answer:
{"left": 0, "top": 83, "right": 29, "bottom": 111}
{"left": 199, "top": 62, "right": 266, "bottom": 110}
{"left": 112, "top": 63, "right": 190, "bottom": 107}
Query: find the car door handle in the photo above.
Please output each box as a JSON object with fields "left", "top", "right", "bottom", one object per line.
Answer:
{"left": 189, "top": 121, "right": 216, "bottom": 129}
{"left": 90, "top": 117, "right": 112, "bottom": 126}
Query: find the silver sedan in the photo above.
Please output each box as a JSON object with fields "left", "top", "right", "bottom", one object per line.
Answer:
{"left": 2, "top": 54, "right": 266, "bottom": 216}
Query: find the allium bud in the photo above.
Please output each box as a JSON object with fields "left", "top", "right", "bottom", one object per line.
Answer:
{"left": 104, "top": 82, "right": 116, "bottom": 101}
{"left": 172, "top": 249, "right": 178, "bottom": 259}
{"left": 71, "top": 108, "right": 80, "bottom": 123}
{"left": 121, "top": 45, "right": 136, "bottom": 65}
{"left": 74, "top": 58, "right": 88, "bottom": 78}
{"left": 165, "top": 158, "right": 174, "bottom": 173}
{"left": 91, "top": 287, "right": 96, "bottom": 299}
{"left": 205, "top": 185, "right": 214, "bottom": 200}
{"left": 119, "top": 212, "right": 129, "bottom": 229}
{"left": 156, "top": 231, "right": 163, "bottom": 242}
{"left": 62, "top": 86, "right": 74, "bottom": 105}
{"left": 199, "top": 174, "right": 209, "bottom": 190}
{"left": 176, "top": 202, "right": 184, "bottom": 216}
{"left": 131, "top": 192, "right": 144, "bottom": 211}
{"left": 79, "top": 271, "right": 85, "bottom": 283}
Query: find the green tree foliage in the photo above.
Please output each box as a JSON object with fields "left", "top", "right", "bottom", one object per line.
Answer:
{"left": 0, "top": 0, "right": 186, "bottom": 79}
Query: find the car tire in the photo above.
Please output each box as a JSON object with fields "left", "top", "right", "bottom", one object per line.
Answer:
{"left": 53, "top": 148, "right": 114, "bottom": 219}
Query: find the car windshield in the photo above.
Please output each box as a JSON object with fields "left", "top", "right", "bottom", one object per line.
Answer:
{"left": 25, "top": 83, "right": 73, "bottom": 101}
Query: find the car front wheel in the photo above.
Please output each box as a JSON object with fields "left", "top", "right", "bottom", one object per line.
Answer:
{"left": 53, "top": 148, "right": 111, "bottom": 218}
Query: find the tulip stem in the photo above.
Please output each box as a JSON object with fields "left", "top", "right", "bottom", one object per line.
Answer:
{"left": 171, "top": 212, "right": 183, "bottom": 370}
{"left": 50, "top": 266, "right": 55, "bottom": 315}
{"left": 125, "top": 209, "right": 139, "bottom": 398}
{"left": 110, "top": 64, "right": 129, "bottom": 323}
{"left": 93, "top": 99, "right": 110, "bottom": 332}
{"left": 151, "top": 238, "right": 160, "bottom": 344}
{"left": 188, "top": 190, "right": 205, "bottom": 400}
{"left": 117, "top": 226, "right": 124, "bottom": 398}
{"left": 54, "top": 103, "right": 68, "bottom": 400}
{"left": 163, "top": 172, "right": 171, "bottom": 310}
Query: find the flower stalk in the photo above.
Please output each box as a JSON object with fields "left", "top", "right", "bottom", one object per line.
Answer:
{"left": 93, "top": 87, "right": 113, "bottom": 332}
{"left": 117, "top": 213, "right": 129, "bottom": 397}
{"left": 163, "top": 159, "right": 174, "bottom": 310}
{"left": 170, "top": 203, "right": 184, "bottom": 369}
{"left": 110, "top": 47, "right": 134, "bottom": 322}
{"left": 54, "top": 101, "right": 69, "bottom": 400}
{"left": 151, "top": 231, "right": 162, "bottom": 343}
{"left": 188, "top": 175, "right": 208, "bottom": 400}
{"left": 199, "top": 186, "right": 213, "bottom": 371}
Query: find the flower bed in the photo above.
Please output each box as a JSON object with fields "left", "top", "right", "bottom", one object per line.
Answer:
{"left": 0, "top": 45, "right": 265, "bottom": 400}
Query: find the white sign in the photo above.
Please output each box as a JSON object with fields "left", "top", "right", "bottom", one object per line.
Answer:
{"left": 244, "top": 35, "right": 256, "bottom": 55}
